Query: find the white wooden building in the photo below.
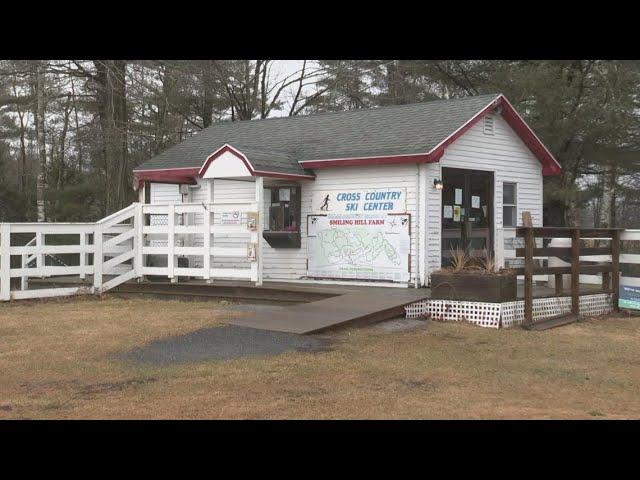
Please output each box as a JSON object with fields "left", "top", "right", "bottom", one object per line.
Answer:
{"left": 130, "top": 93, "right": 562, "bottom": 288}
{"left": 2, "top": 93, "right": 578, "bottom": 301}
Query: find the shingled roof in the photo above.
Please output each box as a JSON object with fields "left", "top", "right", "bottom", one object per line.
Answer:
{"left": 134, "top": 93, "right": 562, "bottom": 179}
{"left": 135, "top": 94, "right": 503, "bottom": 173}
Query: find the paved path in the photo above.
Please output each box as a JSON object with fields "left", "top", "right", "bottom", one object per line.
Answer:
{"left": 227, "top": 288, "right": 430, "bottom": 334}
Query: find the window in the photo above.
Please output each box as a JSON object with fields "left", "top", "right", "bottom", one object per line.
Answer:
{"left": 267, "top": 186, "right": 300, "bottom": 232}
{"left": 503, "top": 182, "right": 517, "bottom": 227}
{"left": 263, "top": 185, "right": 302, "bottom": 248}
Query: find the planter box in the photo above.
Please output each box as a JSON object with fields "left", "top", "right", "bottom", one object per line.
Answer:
{"left": 430, "top": 271, "right": 517, "bottom": 303}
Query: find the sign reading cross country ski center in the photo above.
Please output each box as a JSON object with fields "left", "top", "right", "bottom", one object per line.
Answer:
{"left": 312, "top": 188, "right": 406, "bottom": 214}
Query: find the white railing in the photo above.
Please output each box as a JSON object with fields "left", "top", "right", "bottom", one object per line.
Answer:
{"left": 0, "top": 201, "right": 263, "bottom": 301}
{"left": 139, "top": 202, "right": 260, "bottom": 283}
{"left": 495, "top": 227, "right": 640, "bottom": 287}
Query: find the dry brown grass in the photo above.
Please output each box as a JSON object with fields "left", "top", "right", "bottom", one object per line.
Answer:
{"left": 1, "top": 295, "right": 640, "bottom": 419}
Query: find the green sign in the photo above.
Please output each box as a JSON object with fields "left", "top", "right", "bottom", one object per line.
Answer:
{"left": 619, "top": 284, "right": 640, "bottom": 310}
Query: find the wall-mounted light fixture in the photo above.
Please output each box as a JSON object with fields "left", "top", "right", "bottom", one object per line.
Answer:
{"left": 433, "top": 179, "right": 443, "bottom": 190}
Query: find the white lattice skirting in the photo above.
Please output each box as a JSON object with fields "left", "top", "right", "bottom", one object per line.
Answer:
{"left": 404, "top": 293, "right": 613, "bottom": 329}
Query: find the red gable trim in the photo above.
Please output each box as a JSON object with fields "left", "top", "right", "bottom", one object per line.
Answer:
{"left": 198, "top": 144, "right": 254, "bottom": 177}
{"left": 199, "top": 144, "right": 315, "bottom": 180}
{"left": 496, "top": 95, "right": 562, "bottom": 176}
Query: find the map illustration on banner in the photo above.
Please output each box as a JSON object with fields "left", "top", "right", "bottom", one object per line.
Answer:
{"left": 307, "top": 214, "right": 410, "bottom": 282}
{"left": 312, "top": 188, "right": 406, "bottom": 214}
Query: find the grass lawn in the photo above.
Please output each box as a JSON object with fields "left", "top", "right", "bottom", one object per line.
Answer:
{"left": 1, "top": 295, "right": 639, "bottom": 419}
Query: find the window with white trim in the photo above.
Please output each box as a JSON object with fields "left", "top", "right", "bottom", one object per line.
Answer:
{"left": 503, "top": 182, "right": 517, "bottom": 227}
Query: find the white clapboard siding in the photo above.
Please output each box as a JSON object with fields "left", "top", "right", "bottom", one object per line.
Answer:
{"left": 187, "top": 179, "right": 209, "bottom": 268}
{"left": 211, "top": 179, "right": 254, "bottom": 270}
{"left": 149, "top": 183, "right": 183, "bottom": 248}
{"left": 425, "top": 114, "right": 544, "bottom": 280}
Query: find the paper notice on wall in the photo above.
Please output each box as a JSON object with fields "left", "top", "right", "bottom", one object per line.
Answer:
{"left": 472, "top": 195, "right": 480, "bottom": 208}
{"left": 443, "top": 205, "right": 453, "bottom": 219}
{"left": 279, "top": 188, "right": 290, "bottom": 201}
{"left": 221, "top": 211, "right": 241, "bottom": 225}
{"left": 246, "top": 212, "right": 258, "bottom": 231}
{"left": 455, "top": 188, "right": 463, "bottom": 205}
{"left": 453, "top": 205, "right": 461, "bottom": 222}
{"left": 247, "top": 242, "right": 257, "bottom": 261}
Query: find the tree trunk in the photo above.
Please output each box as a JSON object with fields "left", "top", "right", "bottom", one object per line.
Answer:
{"left": 599, "top": 162, "right": 617, "bottom": 228}
{"left": 201, "top": 60, "right": 215, "bottom": 128}
{"left": 94, "top": 60, "right": 129, "bottom": 214}
{"left": 70, "top": 77, "right": 83, "bottom": 173}
{"left": 57, "top": 94, "right": 71, "bottom": 190}
{"left": 34, "top": 61, "right": 47, "bottom": 223}
{"left": 16, "top": 107, "right": 27, "bottom": 194}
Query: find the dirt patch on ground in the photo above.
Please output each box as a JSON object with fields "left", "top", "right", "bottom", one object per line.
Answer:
{"left": 119, "top": 325, "right": 332, "bottom": 365}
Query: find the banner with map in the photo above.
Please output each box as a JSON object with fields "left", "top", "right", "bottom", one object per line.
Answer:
{"left": 307, "top": 213, "right": 410, "bottom": 282}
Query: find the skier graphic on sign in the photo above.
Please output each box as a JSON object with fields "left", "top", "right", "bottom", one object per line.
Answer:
{"left": 319, "top": 194, "right": 330, "bottom": 211}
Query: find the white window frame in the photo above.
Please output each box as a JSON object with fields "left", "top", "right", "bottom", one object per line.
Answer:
{"left": 503, "top": 182, "right": 517, "bottom": 228}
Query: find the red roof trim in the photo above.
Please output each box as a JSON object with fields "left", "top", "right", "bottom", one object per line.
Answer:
{"left": 133, "top": 169, "right": 199, "bottom": 189}
{"left": 254, "top": 170, "right": 316, "bottom": 180}
{"left": 199, "top": 144, "right": 315, "bottom": 179}
{"left": 198, "top": 144, "right": 255, "bottom": 177}
{"left": 497, "top": 95, "right": 562, "bottom": 176}
{"left": 299, "top": 153, "right": 434, "bottom": 169}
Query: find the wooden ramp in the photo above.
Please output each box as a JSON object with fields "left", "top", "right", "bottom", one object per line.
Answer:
{"left": 226, "top": 289, "right": 430, "bottom": 334}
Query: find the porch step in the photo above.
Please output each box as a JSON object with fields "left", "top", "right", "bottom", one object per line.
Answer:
{"left": 525, "top": 313, "right": 579, "bottom": 331}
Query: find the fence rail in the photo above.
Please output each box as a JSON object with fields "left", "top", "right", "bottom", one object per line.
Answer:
{"left": 1, "top": 201, "right": 262, "bottom": 301}
{"left": 496, "top": 227, "right": 640, "bottom": 287}
{"left": 507, "top": 226, "right": 627, "bottom": 326}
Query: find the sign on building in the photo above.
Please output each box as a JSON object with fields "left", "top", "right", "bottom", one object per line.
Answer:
{"left": 311, "top": 188, "right": 406, "bottom": 214}
{"left": 221, "top": 211, "right": 241, "bottom": 225}
{"left": 307, "top": 213, "right": 410, "bottom": 282}
{"left": 620, "top": 284, "right": 640, "bottom": 310}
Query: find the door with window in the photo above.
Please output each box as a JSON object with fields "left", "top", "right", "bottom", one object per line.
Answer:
{"left": 441, "top": 168, "right": 494, "bottom": 267}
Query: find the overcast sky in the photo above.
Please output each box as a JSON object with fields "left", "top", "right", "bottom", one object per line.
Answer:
{"left": 269, "top": 60, "right": 320, "bottom": 117}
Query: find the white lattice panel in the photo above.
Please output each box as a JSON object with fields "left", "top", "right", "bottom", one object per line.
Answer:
{"left": 406, "top": 299, "right": 501, "bottom": 328}
{"left": 405, "top": 294, "right": 613, "bottom": 329}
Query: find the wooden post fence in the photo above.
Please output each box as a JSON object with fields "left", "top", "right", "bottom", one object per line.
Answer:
{"left": 515, "top": 227, "right": 622, "bottom": 327}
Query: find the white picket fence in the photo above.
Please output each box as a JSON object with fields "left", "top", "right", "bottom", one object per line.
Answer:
{"left": 0, "top": 201, "right": 262, "bottom": 301}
